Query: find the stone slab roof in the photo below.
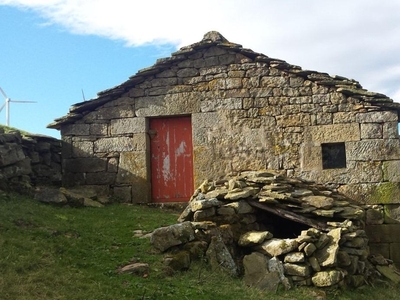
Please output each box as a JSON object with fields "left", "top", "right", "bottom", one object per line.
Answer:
{"left": 48, "top": 31, "right": 400, "bottom": 129}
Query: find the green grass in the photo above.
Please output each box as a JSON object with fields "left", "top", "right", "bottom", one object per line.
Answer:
{"left": 0, "top": 124, "right": 31, "bottom": 135}
{"left": 0, "top": 191, "right": 399, "bottom": 300}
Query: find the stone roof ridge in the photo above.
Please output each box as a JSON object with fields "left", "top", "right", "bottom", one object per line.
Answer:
{"left": 47, "top": 31, "right": 400, "bottom": 129}
{"left": 92, "top": 32, "right": 398, "bottom": 105}
{"left": 202, "top": 31, "right": 229, "bottom": 43}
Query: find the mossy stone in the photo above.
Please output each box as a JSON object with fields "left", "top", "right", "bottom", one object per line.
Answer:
{"left": 163, "top": 250, "right": 191, "bottom": 271}
{"left": 384, "top": 204, "right": 400, "bottom": 224}
{"left": 368, "top": 182, "right": 400, "bottom": 204}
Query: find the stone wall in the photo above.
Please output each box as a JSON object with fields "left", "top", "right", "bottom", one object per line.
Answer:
{"left": 48, "top": 32, "right": 400, "bottom": 263}
{"left": 0, "top": 129, "right": 61, "bottom": 193}
{"left": 150, "top": 171, "right": 395, "bottom": 290}
{"left": 51, "top": 32, "right": 400, "bottom": 206}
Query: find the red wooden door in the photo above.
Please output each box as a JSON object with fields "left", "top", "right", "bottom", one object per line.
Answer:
{"left": 150, "top": 116, "right": 194, "bottom": 202}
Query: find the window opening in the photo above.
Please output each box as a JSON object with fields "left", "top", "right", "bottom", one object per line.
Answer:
{"left": 321, "top": 143, "right": 346, "bottom": 169}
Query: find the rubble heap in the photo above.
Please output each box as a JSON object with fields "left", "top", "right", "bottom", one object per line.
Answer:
{"left": 150, "top": 170, "right": 391, "bottom": 290}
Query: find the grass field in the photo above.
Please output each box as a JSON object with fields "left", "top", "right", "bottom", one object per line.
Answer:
{"left": 0, "top": 191, "right": 398, "bottom": 300}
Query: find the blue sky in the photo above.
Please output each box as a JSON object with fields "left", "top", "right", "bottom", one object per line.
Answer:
{"left": 0, "top": 5, "right": 175, "bottom": 137}
{"left": 1, "top": 1, "right": 400, "bottom": 138}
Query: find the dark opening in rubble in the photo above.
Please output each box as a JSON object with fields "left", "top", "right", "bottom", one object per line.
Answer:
{"left": 256, "top": 210, "right": 310, "bottom": 239}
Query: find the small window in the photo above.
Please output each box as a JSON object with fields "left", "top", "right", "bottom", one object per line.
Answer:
{"left": 321, "top": 143, "right": 346, "bottom": 169}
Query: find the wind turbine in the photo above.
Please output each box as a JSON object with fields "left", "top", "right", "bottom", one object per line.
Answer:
{"left": 0, "top": 87, "right": 37, "bottom": 127}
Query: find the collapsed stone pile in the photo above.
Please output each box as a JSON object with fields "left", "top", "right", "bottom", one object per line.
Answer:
{"left": 150, "top": 170, "right": 387, "bottom": 290}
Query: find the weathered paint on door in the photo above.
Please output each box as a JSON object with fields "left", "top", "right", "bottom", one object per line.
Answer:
{"left": 150, "top": 116, "right": 194, "bottom": 202}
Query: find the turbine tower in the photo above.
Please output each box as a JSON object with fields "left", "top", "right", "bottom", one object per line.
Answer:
{"left": 0, "top": 87, "right": 37, "bottom": 127}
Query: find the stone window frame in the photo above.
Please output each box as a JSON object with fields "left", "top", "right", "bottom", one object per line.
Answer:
{"left": 321, "top": 142, "right": 346, "bottom": 169}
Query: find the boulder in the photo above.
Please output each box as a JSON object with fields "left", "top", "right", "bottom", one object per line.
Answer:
{"left": 284, "top": 252, "right": 305, "bottom": 263}
{"left": 346, "top": 275, "right": 366, "bottom": 287}
{"left": 191, "top": 198, "right": 221, "bottom": 212}
{"left": 0, "top": 143, "right": 26, "bottom": 167}
{"left": 59, "top": 187, "right": 104, "bottom": 207}
{"left": 315, "top": 228, "right": 342, "bottom": 267}
{"left": 193, "top": 207, "right": 216, "bottom": 221}
{"left": 308, "top": 256, "right": 321, "bottom": 272}
{"left": 163, "top": 251, "right": 191, "bottom": 271}
{"left": 34, "top": 187, "right": 68, "bottom": 204}
{"left": 312, "top": 270, "right": 344, "bottom": 287}
{"left": 243, "top": 252, "right": 280, "bottom": 291}
{"left": 217, "top": 205, "right": 236, "bottom": 216}
{"left": 118, "top": 262, "right": 150, "bottom": 276}
{"left": 337, "top": 251, "right": 352, "bottom": 267}
{"left": 284, "top": 263, "right": 311, "bottom": 277}
{"left": 304, "top": 243, "right": 317, "bottom": 256}
{"left": 177, "top": 204, "right": 193, "bottom": 222}
{"left": 83, "top": 198, "right": 104, "bottom": 208}
{"left": 206, "top": 235, "right": 238, "bottom": 277}
{"left": 376, "top": 265, "right": 400, "bottom": 284}
{"left": 182, "top": 241, "right": 209, "bottom": 260}
{"left": 238, "top": 231, "right": 273, "bottom": 247}
{"left": 150, "top": 221, "right": 195, "bottom": 252}
{"left": 259, "top": 238, "right": 298, "bottom": 257}
{"left": 268, "top": 257, "right": 291, "bottom": 290}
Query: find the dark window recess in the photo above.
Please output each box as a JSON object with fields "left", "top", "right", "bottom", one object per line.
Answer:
{"left": 321, "top": 143, "right": 346, "bottom": 169}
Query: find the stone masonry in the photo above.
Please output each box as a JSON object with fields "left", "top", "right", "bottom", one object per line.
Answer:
{"left": 48, "top": 31, "right": 400, "bottom": 263}
{"left": 150, "top": 170, "right": 393, "bottom": 290}
{"left": 0, "top": 129, "right": 61, "bottom": 192}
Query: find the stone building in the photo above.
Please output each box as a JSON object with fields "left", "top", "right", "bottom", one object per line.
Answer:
{"left": 48, "top": 31, "right": 400, "bottom": 264}
{"left": 48, "top": 31, "right": 400, "bottom": 206}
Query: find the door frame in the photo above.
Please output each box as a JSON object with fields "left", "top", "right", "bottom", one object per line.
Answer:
{"left": 148, "top": 115, "right": 194, "bottom": 203}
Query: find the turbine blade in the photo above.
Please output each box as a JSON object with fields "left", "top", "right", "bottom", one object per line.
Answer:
{"left": 0, "top": 87, "right": 7, "bottom": 99}
{"left": 9, "top": 100, "right": 37, "bottom": 103}
{"left": 0, "top": 102, "right": 5, "bottom": 113}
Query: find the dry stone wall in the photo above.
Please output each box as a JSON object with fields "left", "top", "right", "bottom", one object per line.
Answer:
{"left": 150, "top": 171, "right": 393, "bottom": 290}
{"left": 48, "top": 32, "right": 400, "bottom": 265}
{"left": 52, "top": 32, "right": 400, "bottom": 207}
{"left": 0, "top": 129, "right": 61, "bottom": 193}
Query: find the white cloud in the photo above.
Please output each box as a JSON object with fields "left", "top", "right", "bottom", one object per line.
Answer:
{"left": 2, "top": 0, "right": 400, "bottom": 100}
